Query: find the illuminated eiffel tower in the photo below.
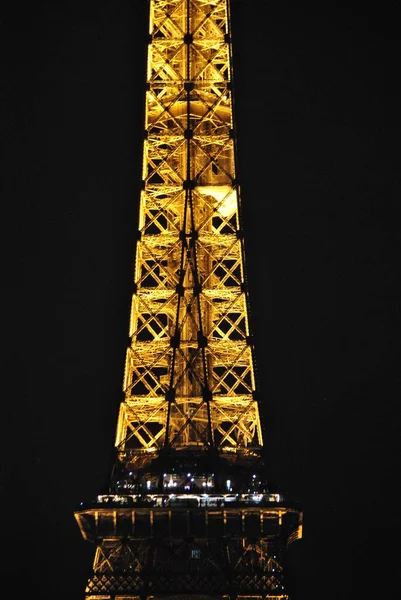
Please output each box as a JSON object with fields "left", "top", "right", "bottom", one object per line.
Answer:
{"left": 75, "top": 1, "right": 302, "bottom": 599}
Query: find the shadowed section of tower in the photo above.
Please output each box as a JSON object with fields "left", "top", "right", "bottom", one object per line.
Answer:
{"left": 75, "top": 2, "right": 302, "bottom": 599}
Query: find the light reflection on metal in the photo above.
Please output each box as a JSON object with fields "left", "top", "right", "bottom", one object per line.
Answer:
{"left": 115, "top": 0, "right": 262, "bottom": 457}
{"left": 75, "top": 2, "right": 302, "bottom": 599}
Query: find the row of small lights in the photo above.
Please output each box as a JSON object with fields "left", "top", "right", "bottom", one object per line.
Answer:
{"left": 141, "top": 473, "right": 260, "bottom": 491}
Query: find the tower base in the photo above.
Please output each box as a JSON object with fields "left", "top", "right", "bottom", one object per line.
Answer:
{"left": 75, "top": 501, "right": 302, "bottom": 600}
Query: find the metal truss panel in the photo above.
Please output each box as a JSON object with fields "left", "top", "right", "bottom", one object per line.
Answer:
{"left": 117, "top": 0, "right": 262, "bottom": 455}
{"left": 76, "top": 2, "right": 303, "bottom": 600}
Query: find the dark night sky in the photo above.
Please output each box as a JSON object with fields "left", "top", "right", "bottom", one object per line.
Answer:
{"left": 2, "top": 1, "right": 401, "bottom": 599}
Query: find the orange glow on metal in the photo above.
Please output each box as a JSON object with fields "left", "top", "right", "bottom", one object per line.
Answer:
{"left": 75, "top": 3, "right": 303, "bottom": 599}
{"left": 115, "top": 0, "right": 263, "bottom": 455}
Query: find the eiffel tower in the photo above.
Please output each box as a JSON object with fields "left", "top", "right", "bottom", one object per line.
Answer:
{"left": 75, "top": 2, "right": 302, "bottom": 599}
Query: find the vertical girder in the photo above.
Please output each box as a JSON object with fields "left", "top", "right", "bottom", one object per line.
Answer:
{"left": 75, "top": 3, "right": 303, "bottom": 600}
{"left": 116, "top": 0, "right": 262, "bottom": 455}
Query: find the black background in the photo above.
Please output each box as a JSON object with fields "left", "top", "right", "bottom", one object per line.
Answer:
{"left": 2, "top": 1, "right": 400, "bottom": 598}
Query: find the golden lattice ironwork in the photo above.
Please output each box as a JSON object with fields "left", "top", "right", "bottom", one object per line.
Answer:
{"left": 115, "top": 0, "right": 262, "bottom": 459}
{"left": 75, "top": 2, "right": 302, "bottom": 599}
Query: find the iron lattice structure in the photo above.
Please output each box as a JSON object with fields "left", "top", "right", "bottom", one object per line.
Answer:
{"left": 75, "top": 2, "right": 302, "bottom": 599}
